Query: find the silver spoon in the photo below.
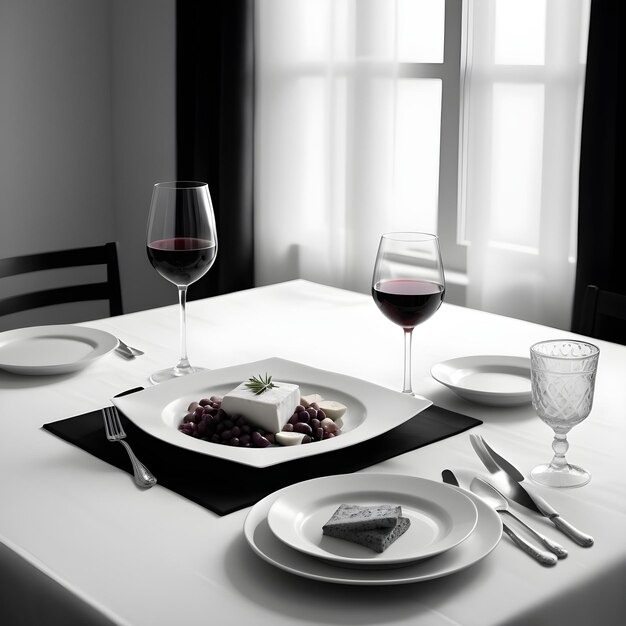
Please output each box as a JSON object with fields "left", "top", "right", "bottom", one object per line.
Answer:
{"left": 471, "top": 477, "right": 567, "bottom": 559}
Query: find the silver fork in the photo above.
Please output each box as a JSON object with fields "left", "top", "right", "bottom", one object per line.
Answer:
{"left": 102, "top": 406, "right": 157, "bottom": 488}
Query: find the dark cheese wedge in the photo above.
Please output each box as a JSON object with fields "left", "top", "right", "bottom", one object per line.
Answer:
{"left": 323, "top": 516, "right": 411, "bottom": 553}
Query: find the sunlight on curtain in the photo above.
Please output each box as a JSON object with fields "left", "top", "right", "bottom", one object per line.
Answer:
{"left": 461, "top": 0, "right": 590, "bottom": 328}
{"left": 255, "top": 0, "right": 590, "bottom": 329}
{"left": 254, "top": 0, "right": 444, "bottom": 294}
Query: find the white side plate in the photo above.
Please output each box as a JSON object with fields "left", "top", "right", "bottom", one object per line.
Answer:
{"left": 266, "top": 474, "right": 478, "bottom": 567}
{"left": 113, "top": 358, "right": 431, "bottom": 468}
{"left": 244, "top": 477, "right": 502, "bottom": 585}
{"left": 431, "top": 355, "right": 531, "bottom": 406}
{"left": 0, "top": 325, "right": 117, "bottom": 375}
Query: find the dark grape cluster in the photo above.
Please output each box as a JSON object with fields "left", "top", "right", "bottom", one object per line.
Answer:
{"left": 282, "top": 403, "right": 339, "bottom": 442}
{"left": 178, "top": 396, "right": 341, "bottom": 447}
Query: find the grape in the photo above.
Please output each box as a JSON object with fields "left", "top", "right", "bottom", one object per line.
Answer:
{"left": 256, "top": 435, "right": 271, "bottom": 448}
{"left": 178, "top": 393, "right": 344, "bottom": 449}
{"left": 294, "top": 422, "right": 312, "bottom": 436}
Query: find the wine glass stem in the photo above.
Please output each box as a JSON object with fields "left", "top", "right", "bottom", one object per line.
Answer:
{"left": 549, "top": 433, "right": 570, "bottom": 470}
{"left": 402, "top": 328, "right": 414, "bottom": 395}
{"left": 176, "top": 286, "right": 191, "bottom": 372}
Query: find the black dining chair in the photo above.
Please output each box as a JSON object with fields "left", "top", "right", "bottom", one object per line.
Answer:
{"left": 579, "top": 284, "right": 626, "bottom": 345}
{"left": 0, "top": 242, "right": 123, "bottom": 324}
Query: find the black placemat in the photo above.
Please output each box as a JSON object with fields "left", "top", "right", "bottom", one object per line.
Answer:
{"left": 42, "top": 402, "right": 481, "bottom": 516}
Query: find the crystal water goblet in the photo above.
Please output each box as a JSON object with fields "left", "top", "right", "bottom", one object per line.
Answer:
{"left": 530, "top": 339, "right": 600, "bottom": 488}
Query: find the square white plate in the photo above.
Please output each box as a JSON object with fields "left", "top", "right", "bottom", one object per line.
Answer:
{"left": 113, "top": 357, "right": 431, "bottom": 468}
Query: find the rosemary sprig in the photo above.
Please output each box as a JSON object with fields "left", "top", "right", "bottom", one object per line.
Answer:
{"left": 245, "top": 373, "right": 279, "bottom": 395}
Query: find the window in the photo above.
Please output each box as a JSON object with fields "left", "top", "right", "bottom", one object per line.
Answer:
{"left": 255, "top": 0, "right": 589, "bottom": 328}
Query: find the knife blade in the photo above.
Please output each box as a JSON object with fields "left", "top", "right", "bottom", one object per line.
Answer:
{"left": 479, "top": 436, "right": 525, "bottom": 482}
{"left": 469, "top": 434, "right": 594, "bottom": 547}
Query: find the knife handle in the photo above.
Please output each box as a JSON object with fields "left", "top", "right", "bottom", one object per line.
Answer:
{"left": 550, "top": 516, "right": 594, "bottom": 547}
{"left": 502, "top": 522, "right": 558, "bottom": 566}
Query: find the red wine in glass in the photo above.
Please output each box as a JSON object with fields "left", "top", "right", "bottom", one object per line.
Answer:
{"left": 147, "top": 237, "right": 217, "bottom": 286}
{"left": 372, "top": 279, "right": 445, "bottom": 329}
{"left": 146, "top": 182, "right": 218, "bottom": 384}
{"left": 371, "top": 233, "right": 445, "bottom": 395}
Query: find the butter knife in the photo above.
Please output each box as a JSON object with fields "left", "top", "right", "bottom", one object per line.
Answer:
{"left": 469, "top": 434, "right": 594, "bottom": 547}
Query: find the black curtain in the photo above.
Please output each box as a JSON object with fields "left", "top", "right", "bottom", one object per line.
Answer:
{"left": 176, "top": 0, "right": 255, "bottom": 298}
{"left": 571, "top": 0, "right": 625, "bottom": 339}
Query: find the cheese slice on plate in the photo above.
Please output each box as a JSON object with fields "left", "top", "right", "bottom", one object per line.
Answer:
{"left": 221, "top": 381, "right": 300, "bottom": 434}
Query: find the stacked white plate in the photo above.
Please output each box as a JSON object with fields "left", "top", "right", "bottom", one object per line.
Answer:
{"left": 244, "top": 473, "right": 502, "bottom": 585}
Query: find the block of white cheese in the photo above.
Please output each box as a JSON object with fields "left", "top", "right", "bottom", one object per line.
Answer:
{"left": 221, "top": 381, "right": 300, "bottom": 434}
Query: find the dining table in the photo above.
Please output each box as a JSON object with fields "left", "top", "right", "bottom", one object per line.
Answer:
{"left": 1, "top": 278, "right": 625, "bottom": 626}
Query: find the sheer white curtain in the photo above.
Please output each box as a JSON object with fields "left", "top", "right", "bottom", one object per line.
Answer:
{"left": 254, "top": 0, "right": 590, "bottom": 329}
{"left": 254, "top": 0, "right": 445, "bottom": 295}
{"left": 461, "top": 0, "right": 590, "bottom": 328}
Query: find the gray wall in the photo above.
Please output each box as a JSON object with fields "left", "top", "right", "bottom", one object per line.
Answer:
{"left": 0, "top": 0, "right": 176, "bottom": 327}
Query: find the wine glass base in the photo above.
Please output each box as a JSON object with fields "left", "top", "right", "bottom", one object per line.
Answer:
{"left": 149, "top": 365, "right": 208, "bottom": 385}
{"left": 530, "top": 463, "right": 591, "bottom": 488}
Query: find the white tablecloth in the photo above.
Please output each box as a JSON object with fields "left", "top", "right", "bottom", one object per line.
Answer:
{"left": 1, "top": 280, "right": 625, "bottom": 625}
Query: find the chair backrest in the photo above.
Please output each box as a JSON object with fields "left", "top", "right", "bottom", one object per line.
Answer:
{"left": 0, "top": 242, "right": 123, "bottom": 322}
{"left": 579, "top": 284, "right": 626, "bottom": 345}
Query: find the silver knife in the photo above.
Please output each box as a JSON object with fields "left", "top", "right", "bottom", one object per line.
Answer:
{"left": 441, "top": 470, "right": 557, "bottom": 566}
{"left": 469, "top": 434, "right": 594, "bottom": 547}
{"left": 479, "top": 436, "right": 524, "bottom": 482}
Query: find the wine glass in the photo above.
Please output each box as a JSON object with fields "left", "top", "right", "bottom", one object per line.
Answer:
{"left": 372, "top": 232, "right": 445, "bottom": 395}
{"left": 530, "top": 339, "right": 600, "bottom": 488}
{"left": 146, "top": 181, "right": 218, "bottom": 384}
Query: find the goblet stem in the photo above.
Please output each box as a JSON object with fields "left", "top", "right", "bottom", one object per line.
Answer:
{"left": 402, "top": 328, "right": 414, "bottom": 395}
{"left": 175, "top": 286, "right": 192, "bottom": 374}
{"left": 549, "top": 433, "right": 570, "bottom": 471}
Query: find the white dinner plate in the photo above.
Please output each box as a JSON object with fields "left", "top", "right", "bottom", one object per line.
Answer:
{"left": 266, "top": 474, "right": 478, "bottom": 568}
{"left": 113, "top": 357, "right": 431, "bottom": 468}
{"left": 244, "top": 476, "right": 502, "bottom": 585}
{"left": 0, "top": 325, "right": 118, "bottom": 375}
{"left": 431, "top": 356, "right": 531, "bottom": 406}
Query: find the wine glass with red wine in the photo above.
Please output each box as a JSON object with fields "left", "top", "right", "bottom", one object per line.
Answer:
{"left": 146, "top": 181, "right": 218, "bottom": 384}
{"left": 372, "top": 232, "right": 445, "bottom": 395}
